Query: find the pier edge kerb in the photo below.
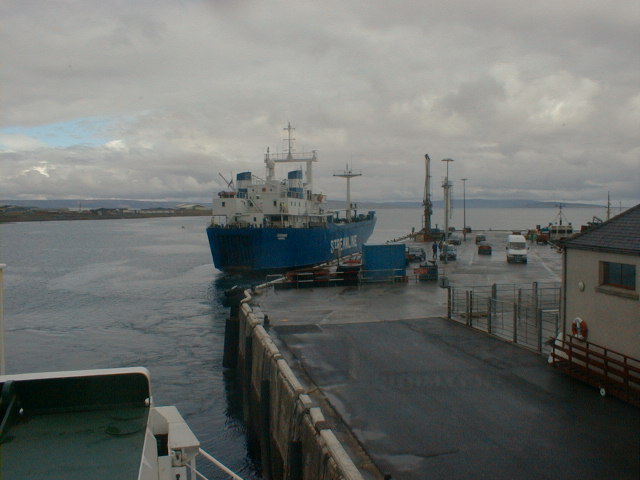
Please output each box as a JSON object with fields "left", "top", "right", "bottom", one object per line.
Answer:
{"left": 309, "top": 406, "right": 330, "bottom": 433}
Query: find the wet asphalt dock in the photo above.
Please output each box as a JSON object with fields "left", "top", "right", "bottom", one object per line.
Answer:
{"left": 252, "top": 232, "right": 639, "bottom": 479}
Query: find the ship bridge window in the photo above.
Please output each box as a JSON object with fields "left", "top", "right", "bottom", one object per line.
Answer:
{"left": 273, "top": 201, "right": 277, "bottom": 206}
{"left": 222, "top": 202, "right": 225, "bottom": 207}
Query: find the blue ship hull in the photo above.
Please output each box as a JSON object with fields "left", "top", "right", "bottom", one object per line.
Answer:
{"left": 206, "top": 216, "right": 376, "bottom": 272}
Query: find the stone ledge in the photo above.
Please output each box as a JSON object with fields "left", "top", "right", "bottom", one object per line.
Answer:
{"left": 595, "top": 285, "right": 639, "bottom": 301}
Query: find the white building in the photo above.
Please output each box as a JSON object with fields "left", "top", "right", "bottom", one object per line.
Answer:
{"left": 562, "top": 203, "right": 640, "bottom": 359}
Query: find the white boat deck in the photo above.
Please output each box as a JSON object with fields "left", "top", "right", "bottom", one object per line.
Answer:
{"left": 2, "top": 407, "right": 148, "bottom": 479}
{"left": 0, "top": 369, "right": 151, "bottom": 480}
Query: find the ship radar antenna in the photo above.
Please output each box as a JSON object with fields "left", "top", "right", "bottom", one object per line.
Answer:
{"left": 284, "top": 122, "right": 295, "bottom": 159}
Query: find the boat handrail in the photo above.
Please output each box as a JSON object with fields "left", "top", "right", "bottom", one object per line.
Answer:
{"left": 267, "top": 150, "right": 317, "bottom": 163}
{"left": 189, "top": 447, "right": 246, "bottom": 480}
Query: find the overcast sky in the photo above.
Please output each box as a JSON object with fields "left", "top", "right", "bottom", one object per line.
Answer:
{"left": 1, "top": 0, "right": 638, "bottom": 205}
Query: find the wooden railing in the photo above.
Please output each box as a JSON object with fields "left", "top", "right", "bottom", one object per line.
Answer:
{"left": 550, "top": 335, "right": 640, "bottom": 407}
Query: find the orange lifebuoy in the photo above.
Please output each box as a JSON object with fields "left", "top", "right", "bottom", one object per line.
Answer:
{"left": 571, "top": 317, "right": 588, "bottom": 340}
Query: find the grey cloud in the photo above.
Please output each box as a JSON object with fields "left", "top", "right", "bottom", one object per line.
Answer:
{"left": 1, "top": 0, "right": 638, "bottom": 206}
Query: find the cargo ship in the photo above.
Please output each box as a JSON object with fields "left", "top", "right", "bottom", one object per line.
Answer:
{"left": 206, "top": 124, "right": 376, "bottom": 272}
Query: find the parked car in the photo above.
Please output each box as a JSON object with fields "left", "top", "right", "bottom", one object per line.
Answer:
{"left": 406, "top": 246, "right": 426, "bottom": 263}
{"left": 477, "top": 241, "right": 492, "bottom": 255}
{"left": 475, "top": 234, "right": 486, "bottom": 244}
{"left": 448, "top": 234, "right": 461, "bottom": 245}
{"left": 506, "top": 234, "right": 528, "bottom": 263}
{"left": 439, "top": 244, "right": 457, "bottom": 261}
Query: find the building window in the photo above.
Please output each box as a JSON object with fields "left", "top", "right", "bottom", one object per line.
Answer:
{"left": 601, "top": 262, "right": 636, "bottom": 290}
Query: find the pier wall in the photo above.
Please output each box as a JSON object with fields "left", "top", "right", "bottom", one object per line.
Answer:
{"left": 226, "top": 289, "right": 365, "bottom": 480}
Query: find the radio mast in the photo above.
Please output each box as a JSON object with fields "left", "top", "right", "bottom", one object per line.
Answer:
{"left": 333, "top": 165, "right": 362, "bottom": 222}
{"left": 423, "top": 154, "right": 433, "bottom": 234}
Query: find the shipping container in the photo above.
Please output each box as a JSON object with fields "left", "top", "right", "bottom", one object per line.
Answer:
{"left": 362, "top": 244, "right": 406, "bottom": 282}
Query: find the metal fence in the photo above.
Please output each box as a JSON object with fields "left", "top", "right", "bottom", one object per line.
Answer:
{"left": 449, "top": 282, "right": 561, "bottom": 355}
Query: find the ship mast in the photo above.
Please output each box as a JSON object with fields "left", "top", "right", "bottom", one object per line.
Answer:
{"left": 284, "top": 122, "right": 295, "bottom": 159}
{"left": 265, "top": 123, "right": 317, "bottom": 193}
{"left": 333, "top": 165, "right": 362, "bottom": 222}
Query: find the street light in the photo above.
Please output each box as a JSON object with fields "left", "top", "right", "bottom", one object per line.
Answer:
{"left": 461, "top": 178, "right": 468, "bottom": 241}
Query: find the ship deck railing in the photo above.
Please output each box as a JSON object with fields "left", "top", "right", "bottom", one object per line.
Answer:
{"left": 190, "top": 448, "right": 246, "bottom": 480}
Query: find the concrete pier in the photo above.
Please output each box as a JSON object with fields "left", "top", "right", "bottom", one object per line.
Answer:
{"left": 225, "top": 292, "right": 368, "bottom": 480}
{"left": 227, "top": 232, "right": 639, "bottom": 479}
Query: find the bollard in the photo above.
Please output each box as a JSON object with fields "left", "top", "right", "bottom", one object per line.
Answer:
{"left": 224, "top": 285, "right": 246, "bottom": 315}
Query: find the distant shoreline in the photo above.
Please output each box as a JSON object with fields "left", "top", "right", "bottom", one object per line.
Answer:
{"left": 0, "top": 209, "right": 211, "bottom": 224}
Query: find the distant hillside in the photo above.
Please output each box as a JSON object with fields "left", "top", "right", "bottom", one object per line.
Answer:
{"left": 449, "top": 199, "right": 602, "bottom": 208}
{"left": 2, "top": 198, "right": 602, "bottom": 210}
{"left": 357, "top": 199, "right": 602, "bottom": 209}
{"left": 0, "top": 199, "right": 202, "bottom": 210}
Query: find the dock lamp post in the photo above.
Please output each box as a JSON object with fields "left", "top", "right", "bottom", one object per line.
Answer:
{"left": 461, "top": 178, "right": 468, "bottom": 241}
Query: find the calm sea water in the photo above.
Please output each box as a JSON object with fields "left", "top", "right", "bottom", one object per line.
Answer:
{"left": 0, "top": 217, "right": 259, "bottom": 479}
{"left": 0, "top": 205, "right": 607, "bottom": 478}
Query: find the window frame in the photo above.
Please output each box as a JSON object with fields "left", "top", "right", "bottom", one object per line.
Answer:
{"left": 600, "top": 261, "right": 636, "bottom": 291}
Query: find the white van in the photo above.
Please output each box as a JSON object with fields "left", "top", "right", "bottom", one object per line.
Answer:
{"left": 506, "top": 234, "right": 528, "bottom": 263}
